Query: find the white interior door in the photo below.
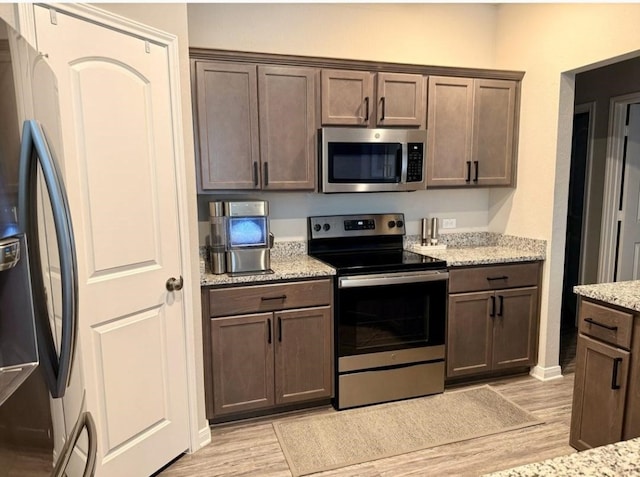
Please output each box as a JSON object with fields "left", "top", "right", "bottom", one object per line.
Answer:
{"left": 33, "top": 5, "right": 189, "bottom": 476}
{"left": 617, "top": 104, "right": 640, "bottom": 281}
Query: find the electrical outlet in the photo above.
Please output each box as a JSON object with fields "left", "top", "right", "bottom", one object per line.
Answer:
{"left": 441, "top": 218, "right": 457, "bottom": 229}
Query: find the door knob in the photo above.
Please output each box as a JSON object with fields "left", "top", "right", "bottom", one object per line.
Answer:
{"left": 166, "top": 276, "right": 183, "bottom": 292}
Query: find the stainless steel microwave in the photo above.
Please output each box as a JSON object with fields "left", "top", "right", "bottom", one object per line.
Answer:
{"left": 319, "top": 127, "right": 428, "bottom": 193}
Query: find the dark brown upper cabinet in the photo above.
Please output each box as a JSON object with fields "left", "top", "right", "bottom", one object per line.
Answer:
{"left": 321, "top": 69, "right": 425, "bottom": 128}
{"left": 427, "top": 76, "right": 518, "bottom": 187}
{"left": 193, "top": 60, "right": 317, "bottom": 191}
{"left": 189, "top": 48, "right": 524, "bottom": 192}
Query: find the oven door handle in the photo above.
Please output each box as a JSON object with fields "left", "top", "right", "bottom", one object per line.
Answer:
{"left": 338, "top": 270, "right": 449, "bottom": 288}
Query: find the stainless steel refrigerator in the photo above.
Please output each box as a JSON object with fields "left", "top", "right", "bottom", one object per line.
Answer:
{"left": 0, "top": 17, "right": 96, "bottom": 477}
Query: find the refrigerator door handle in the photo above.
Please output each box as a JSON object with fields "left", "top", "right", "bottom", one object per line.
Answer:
{"left": 52, "top": 410, "right": 98, "bottom": 477}
{"left": 18, "top": 119, "right": 78, "bottom": 399}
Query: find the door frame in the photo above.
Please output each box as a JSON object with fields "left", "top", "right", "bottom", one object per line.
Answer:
{"left": 574, "top": 101, "right": 596, "bottom": 286}
{"left": 16, "top": 2, "right": 206, "bottom": 453}
{"left": 599, "top": 92, "right": 640, "bottom": 283}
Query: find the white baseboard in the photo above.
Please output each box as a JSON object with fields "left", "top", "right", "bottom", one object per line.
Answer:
{"left": 198, "top": 425, "right": 212, "bottom": 450}
{"left": 530, "top": 364, "right": 564, "bottom": 381}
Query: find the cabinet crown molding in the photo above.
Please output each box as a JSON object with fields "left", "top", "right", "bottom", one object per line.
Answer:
{"left": 189, "top": 48, "right": 525, "bottom": 82}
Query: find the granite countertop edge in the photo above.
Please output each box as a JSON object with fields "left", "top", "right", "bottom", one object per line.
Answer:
{"left": 574, "top": 280, "right": 640, "bottom": 313}
{"left": 200, "top": 254, "right": 335, "bottom": 287}
{"left": 406, "top": 232, "right": 546, "bottom": 267}
{"left": 483, "top": 437, "right": 640, "bottom": 476}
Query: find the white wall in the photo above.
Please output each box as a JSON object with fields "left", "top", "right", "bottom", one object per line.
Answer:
{"left": 492, "top": 3, "right": 640, "bottom": 378}
{"left": 0, "top": 4, "right": 16, "bottom": 30}
{"left": 188, "top": 3, "right": 498, "bottom": 67}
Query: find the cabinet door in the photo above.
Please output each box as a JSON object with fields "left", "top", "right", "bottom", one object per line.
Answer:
{"left": 275, "top": 306, "right": 332, "bottom": 404}
{"left": 492, "top": 287, "right": 539, "bottom": 369}
{"left": 194, "top": 61, "right": 260, "bottom": 190}
{"left": 258, "top": 66, "right": 317, "bottom": 190}
{"left": 472, "top": 79, "right": 517, "bottom": 186}
{"left": 426, "top": 76, "right": 474, "bottom": 187}
{"left": 210, "top": 313, "right": 274, "bottom": 416}
{"left": 35, "top": 8, "right": 190, "bottom": 475}
{"left": 447, "top": 291, "right": 494, "bottom": 378}
{"left": 376, "top": 72, "right": 425, "bottom": 127}
{"left": 570, "top": 335, "right": 630, "bottom": 450}
{"left": 321, "top": 69, "right": 373, "bottom": 126}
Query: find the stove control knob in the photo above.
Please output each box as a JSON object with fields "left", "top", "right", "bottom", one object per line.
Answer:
{"left": 396, "top": 220, "right": 404, "bottom": 228}
{"left": 313, "top": 223, "right": 321, "bottom": 232}
{"left": 323, "top": 223, "right": 331, "bottom": 231}
{"left": 388, "top": 220, "right": 396, "bottom": 228}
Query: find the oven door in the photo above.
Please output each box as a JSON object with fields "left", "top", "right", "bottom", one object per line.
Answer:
{"left": 336, "top": 270, "right": 447, "bottom": 358}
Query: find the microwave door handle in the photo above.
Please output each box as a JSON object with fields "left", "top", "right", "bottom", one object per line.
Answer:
{"left": 18, "top": 120, "right": 78, "bottom": 399}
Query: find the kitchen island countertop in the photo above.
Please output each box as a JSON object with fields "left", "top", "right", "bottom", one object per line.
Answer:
{"left": 484, "top": 437, "right": 640, "bottom": 476}
{"left": 574, "top": 280, "right": 640, "bottom": 313}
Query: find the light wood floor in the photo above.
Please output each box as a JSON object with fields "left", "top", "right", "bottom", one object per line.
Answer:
{"left": 157, "top": 371, "right": 577, "bottom": 477}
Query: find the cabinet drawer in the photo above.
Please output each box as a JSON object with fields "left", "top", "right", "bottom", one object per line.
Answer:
{"left": 578, "top": 300, "right": 633, "bottom": 350}
{"left": 448, "top": 262, "right": 540, "bottom": 294}
{"left": 209, "top": 279, "right": 332, "bottom": 317}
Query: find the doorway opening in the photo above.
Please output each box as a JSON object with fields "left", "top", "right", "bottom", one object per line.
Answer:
{"left": 600, "top": 97, "right": 640, "bottom": 282}
{"left": 559, "top": 105, "right": 593, "bottom": 373}
{"left": 560, "top": 56, "right": 640, "bottom": 374}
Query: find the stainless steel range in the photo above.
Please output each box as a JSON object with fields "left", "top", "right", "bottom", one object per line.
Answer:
{"left": 308, "top": 213, "right": 448, "bottom": 410}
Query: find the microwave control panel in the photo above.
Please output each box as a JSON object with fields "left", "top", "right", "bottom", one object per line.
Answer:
{"left": 406, "top": 143, "right": 424, "bottom": 182}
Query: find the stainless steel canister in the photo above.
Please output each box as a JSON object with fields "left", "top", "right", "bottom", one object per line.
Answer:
{"left": 208, "top": 201, "right": 226, "bottom": 274}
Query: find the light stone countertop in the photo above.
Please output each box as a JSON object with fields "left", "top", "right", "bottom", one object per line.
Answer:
{"left": 406, "top": 232, "right": 546, "bottom": 267}
{"left": 484, "top": 437, "right": 640, "bottom": 476}
{"left": 574, "top": 280, "right": 640, "bottom": 313}
{"left": 199, "top": 232, "right": 546, "bottom": 286}
{"left": 200, "top": 243, "right": 335, "bottom": 286}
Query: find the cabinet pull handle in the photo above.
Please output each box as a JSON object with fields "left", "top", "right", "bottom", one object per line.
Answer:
{"left": 497, "top": 295, "right": 504, "bottom": 317}
{"left": 278, "top": 317, "right": 282, "bottom": 342}
{"left": 487, "top": 276, "right": 509, "bottom": 281}
{"left": 584, "top": 317, "right": 618, "bottom": 331}
{"left": 267, "top": 318, "right": 272, "bottom": 344}
{"left": 473, "top": 161, "right": 479, "bottom": 182}
{"left": 380, "top": 97, "right": 386, "bottom": 120}
{"left": 364, "top": 97, "right": 369, "bottom": 122}
{"left": 490, "top": 295, "right": 496, "bottom": 317}
{"left": 466, "top": 161, "right": 471, "bottom": 182}
{"left": 253, "top": 162, "right": 259, "bottom": 187}
{"left": 261, "top": 295, "right": 287, "bottom": 301}
{"left": 263, "top": 162, "right": 269, "bottom": 186}
{"left": 612, "top": 357, "right": 623, "bottom": 390}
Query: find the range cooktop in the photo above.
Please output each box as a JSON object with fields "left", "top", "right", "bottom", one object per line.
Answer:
{"left": 311, "top": 249, "right": 446, "bottom": 273}
{"left": 307, "top": 213, "right": 447, "bottom": 274}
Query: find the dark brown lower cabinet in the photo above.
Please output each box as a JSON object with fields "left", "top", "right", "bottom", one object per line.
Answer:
{"left": 203, "top": 279, "right": 333, "bottom": 420}
{"left": 275, "top": 307, "right": 333, "bottom": 405}
{"left": 570, "top": 335, "right": 629, "bottom": 450}
{"left": 210, "top": 313, "right": 274, "bottom": 416}
{"left": 210, "top": 306, "right": 332, "bottom": 417}
{"left": 447, "top": 285, "right": 539, "bottom": 378}
{"left": 569, "top": 297, "right": 640, "bottom": 450}
{"left": 446, "top": 262, "right": 542, "bottom": 381}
